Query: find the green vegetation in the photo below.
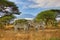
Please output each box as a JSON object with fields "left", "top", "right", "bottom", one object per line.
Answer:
{"left": 14, "top": 19, "right": 28, "bottom": 25}
{"left": 0, "top": 0, "right": 20, "bottom": 15}
{"left": 50, "top": 37, "right": 60, "bottom": 40}
{"left": 35, "top": 10, "right": 56, "bottom": 25}
{"left": 0, "top": 0, "right": 20, "bottom": 29}
{"left": 34, "top": 9, "right": 60, "bottom": 28}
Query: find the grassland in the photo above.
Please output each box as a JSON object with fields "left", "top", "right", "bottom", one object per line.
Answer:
{"left": 0, "top": 28, "right": 60, "bottom": 40}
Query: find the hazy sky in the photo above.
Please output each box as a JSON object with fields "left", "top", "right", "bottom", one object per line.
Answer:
{"left": 9, "top": 0, "right": 60, "bottom": 18}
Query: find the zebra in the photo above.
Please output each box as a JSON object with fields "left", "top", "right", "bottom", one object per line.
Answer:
{"left": 27, "top": 20, "right": 45, "bottom": 30}
{"left": 14, "top": 22, "right": 29, "bottom": 32}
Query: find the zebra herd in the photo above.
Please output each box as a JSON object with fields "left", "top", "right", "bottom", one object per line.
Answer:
{"left": 14, "top": 20, "right": 45, "bottom": 31}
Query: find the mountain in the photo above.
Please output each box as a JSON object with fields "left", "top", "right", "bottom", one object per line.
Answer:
{"left": 17, "top": 14, "right": 35, "bottom": 18}
{"left": 16, "top": 14, "right": 35, "bottom": 20}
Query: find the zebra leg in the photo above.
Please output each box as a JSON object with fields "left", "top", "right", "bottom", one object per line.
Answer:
{"left": 41, "top": 25, "right": 45, "bottom": 31}
{"left": 14, "top": 26, "right": 18, "bottom": 32}
{"left": 24, "top": 28, "right": 26, "bottom": 31}
{"left": 35, "top": 26, "right": 38, "bottom": 31}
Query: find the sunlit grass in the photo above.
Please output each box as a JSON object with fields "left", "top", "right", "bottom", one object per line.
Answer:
{"left": 0, "top": 27, "right": 60, "bottom": 40}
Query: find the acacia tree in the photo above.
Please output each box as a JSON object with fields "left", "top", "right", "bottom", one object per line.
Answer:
{"left": 0, "top": 0, "right": 20, "bottom": 15}
{"left": 14, "top": 19, "right": 28, "bottom": 25}
{"left": 0, "top": 0, "right": 20, "bottom": 29}
{"left": 34, "top": 10, "right": 57, "bottom": 26}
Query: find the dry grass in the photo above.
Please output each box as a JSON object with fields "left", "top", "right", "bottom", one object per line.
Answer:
{"left": 0, "top": 29, "right": 60, "bottom": 40}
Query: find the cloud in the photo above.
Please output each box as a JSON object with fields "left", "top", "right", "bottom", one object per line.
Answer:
{"left": 28, "top": 0, "right": 60, "bottom": 8}
{"left": 9, "top": 0, "right": 30, "bottom": 9}
{"left": 9, "top": 0, "right": 22, "bottom": 4}
{"left": 9, "top": 0, "right": 60, "bottom": 9}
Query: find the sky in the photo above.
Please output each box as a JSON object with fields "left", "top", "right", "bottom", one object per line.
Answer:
{"left": 9, "top": 0, "right": 60, "bottom": 19}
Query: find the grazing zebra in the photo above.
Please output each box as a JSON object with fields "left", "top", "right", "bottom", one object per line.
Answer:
{"left": 39, "top": 21, "right": 45, "bottom": 30}
{"left": 14, "top": 22, "right": 29, "bottom": 32}
{"left": 14, "top": 20, "right": 45, "bottom": 32}
{"left": 27, "top": 21, "right": 39, "bottom": 30}
{"left": 27, "top": 20, "right": 45, "bottom": 30}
